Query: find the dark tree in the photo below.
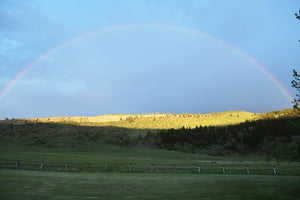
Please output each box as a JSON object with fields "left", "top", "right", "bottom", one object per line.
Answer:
{"left": 266, "top": 142, "right": 298, "bottom": 165}
{"left": 292, "top": 11, "right": 300, "bottom": 108}
{"left": 296, "top": 10, "right": 300, "bottom": 20}
{"left": 292, "top": 69, "right": 300, "bottom": 108}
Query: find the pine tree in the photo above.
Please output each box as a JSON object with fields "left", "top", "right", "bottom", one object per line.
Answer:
{"left": 291, "top": 11, "right": 300, "bottom": 108}
{"left": 291, "top": 69, "right": 300, "bottom": 108}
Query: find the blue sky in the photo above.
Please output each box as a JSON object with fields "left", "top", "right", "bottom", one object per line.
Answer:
{"left": 0, "top": 0, "right": 299, "bottom": 119}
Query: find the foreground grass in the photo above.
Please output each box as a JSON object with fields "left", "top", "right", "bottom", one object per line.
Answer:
{"left": 0, "top": 144, "right": 299, "bottom": 199}
{"left": 0, "top": 169, "right": 299, "bottom": 200}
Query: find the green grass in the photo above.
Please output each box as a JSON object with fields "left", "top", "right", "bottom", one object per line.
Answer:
{"left": 2, "top": 144, "right": 299, "bottom": 175}
{"left": 0, "top": 169, "right": 299, "bottom": 200}
{"left": 0, "top": 143, "right": 268, "bottom": 165}
{"left": 0, "top": 144, "right": 299, "bottom": 199}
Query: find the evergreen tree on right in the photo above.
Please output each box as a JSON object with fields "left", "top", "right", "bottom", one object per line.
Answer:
{"left": 291, "top": 69, "right": 300, "bottom": 108}
{"left": 291, "top": 11, "right": 300, "bottom": 109}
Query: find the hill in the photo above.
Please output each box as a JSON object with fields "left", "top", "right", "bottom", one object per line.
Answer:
{"left": 1, "top": 110, "right": 287, "bottom": 129}
{"left": 1, "top": 109, "right": 299, "bottom": 158}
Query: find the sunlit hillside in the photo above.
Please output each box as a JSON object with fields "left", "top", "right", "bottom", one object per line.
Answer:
{"left": 0, "top": 108, "right": 299, "bottom": 156}
{"left": 3, "top": 109, "right": 298, "bottom": 129}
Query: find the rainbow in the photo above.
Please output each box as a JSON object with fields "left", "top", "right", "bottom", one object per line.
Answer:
{"left": 0, "top": 23, "right": 294, "bottom": 103}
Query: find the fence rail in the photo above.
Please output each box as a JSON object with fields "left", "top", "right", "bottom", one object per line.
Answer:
{"left": 0, "top": 159, "right": 299, "bottom": 175}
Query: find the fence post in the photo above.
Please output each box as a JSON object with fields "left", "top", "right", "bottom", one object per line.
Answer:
{"left": 65, "top": 163, "right": 68, "bottom": 171}
{"left": 246, "top": 165, "right": 249, "bottom": 175}
{"left": 222, "top": 165, "right": 225, "bottom": 174}
{"left": 40, "top": 161, "right": 45, "bottom": 170}
{"left": 130, "top": 163, "right": 133, "bottom": 172}
{"left": 151, "top": 164, "right": 154, "bottom": 173}
{"left": 16, "top": 160, "right": 20, "bottom": 167}
{"left": 272, "top": 166, "right": 276, "bottom": 175}
{"left": 198, "top": 165, "right": 201, "bottom": 174}
{"left": 88, "top": 163, "right": 91, "bottom": 172}
{"left": 174, "top": 164, "right": 176, "bottom": 173}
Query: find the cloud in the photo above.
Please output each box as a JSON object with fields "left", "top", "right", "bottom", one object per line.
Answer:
{"left": 0, "top": 38, "right": 22, "bottom": 54}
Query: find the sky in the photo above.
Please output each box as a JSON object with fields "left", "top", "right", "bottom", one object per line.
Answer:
{"left": 0, "top": 0, "right": 299, "bottom": 119}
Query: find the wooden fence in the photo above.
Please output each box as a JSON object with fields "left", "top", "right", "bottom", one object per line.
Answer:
{"left": 1, "top": 159, "right": 299, "bottom": 175}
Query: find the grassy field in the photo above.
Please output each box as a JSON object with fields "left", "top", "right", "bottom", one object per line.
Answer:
{"left": 0, "top": 143, "right": 299, "bottom": 199}
{"left": 0, "top": 108, "right": 299, "bottom": 199}
{"left": 0, "top": 143, "right": 268, "bottom": 165}
{"left": 1, "top": 143, "right": 299, "bottom": 174}
{"left": 0, "top": 169, "right": 299, "bottom": 200}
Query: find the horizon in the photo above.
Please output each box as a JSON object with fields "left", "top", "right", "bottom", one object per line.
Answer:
{"left": 2, "top": 108, "right": 288, "bottom": 120}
